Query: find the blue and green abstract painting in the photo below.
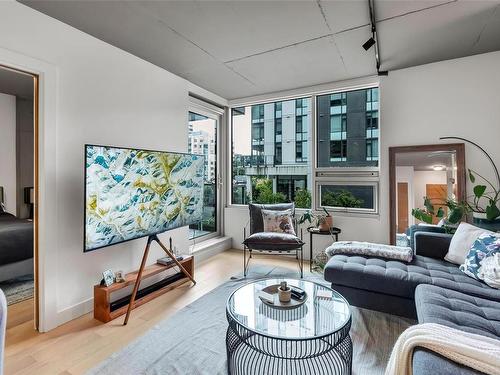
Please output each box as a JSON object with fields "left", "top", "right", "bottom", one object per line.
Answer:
{"left": 85, "top": 145, "right": 204, "bottom": 251}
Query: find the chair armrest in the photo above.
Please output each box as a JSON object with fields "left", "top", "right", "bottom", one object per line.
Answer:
{"left": 414, "top": 232, "right": 453, "bottom": 259}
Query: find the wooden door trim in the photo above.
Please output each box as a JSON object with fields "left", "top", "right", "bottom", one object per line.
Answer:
{"left": 0, "top": 63, "right": 40, "bottom": 330}
{"left": 389, "top": 143, "right": 466, "bottom": 245}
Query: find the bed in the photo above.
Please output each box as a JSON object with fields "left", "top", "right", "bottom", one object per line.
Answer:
{"left": 0, "top": 212, "right": 33, "bottom": 282}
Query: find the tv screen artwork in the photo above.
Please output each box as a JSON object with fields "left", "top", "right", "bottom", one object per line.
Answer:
{"left": 84, "top": 145, "right": 204, "bottom": 252}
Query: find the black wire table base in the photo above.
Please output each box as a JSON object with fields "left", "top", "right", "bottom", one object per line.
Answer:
{"left": 226, "top": 315, "right": 352, "bottom": 375}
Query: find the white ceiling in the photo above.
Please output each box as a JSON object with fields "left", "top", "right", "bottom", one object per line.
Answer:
{"left": 19, "top": 0, "right": 500, "bottom": 100}
{"left": 396, "top": 151, "right": 455, "bottom": 171}
{"left": 0, "top": 67, "right": 34, "bottom": 99}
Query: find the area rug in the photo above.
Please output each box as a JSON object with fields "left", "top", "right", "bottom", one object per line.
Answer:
{"left": 87, "top": 265, "right": 415, "bottom": 375}
{"left": 0, "top": 275, "right": 34, "bottom": 305}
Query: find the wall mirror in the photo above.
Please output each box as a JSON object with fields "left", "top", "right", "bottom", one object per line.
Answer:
{"left": 389, "top": 144, "right": 466, "bottom": 245}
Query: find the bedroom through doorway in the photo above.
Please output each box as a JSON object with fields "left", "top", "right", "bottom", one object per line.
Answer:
{"left": 0, "top": 64, "right": 39, "bottom": 330}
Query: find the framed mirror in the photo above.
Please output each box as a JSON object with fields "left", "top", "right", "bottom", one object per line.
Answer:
{"left": 389, "top": 144, "right": 466, "bottom": 245}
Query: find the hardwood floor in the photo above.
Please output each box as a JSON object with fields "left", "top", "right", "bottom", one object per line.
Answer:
{"left": 5, "top": 250, "right": 307, "bottom": 375}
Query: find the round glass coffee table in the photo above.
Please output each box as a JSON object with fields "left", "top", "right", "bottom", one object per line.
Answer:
{"left": 226, "top": 278, "right": 352, "bottom": 375}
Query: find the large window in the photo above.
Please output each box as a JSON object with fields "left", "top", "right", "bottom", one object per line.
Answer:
{"left": 231, "top": 97, "right": 312, "bottom": 208}
{"left": 317, "top": 87, "right": 379, "bottom": 168}
{"left": 316, "top": 86, "right": 379, "bottom": 213}
{"left": 231, "top": 85, "right": 379, "bottom": 215}
{"left": 188, "top": 111, "right": 218, "bottom": 239}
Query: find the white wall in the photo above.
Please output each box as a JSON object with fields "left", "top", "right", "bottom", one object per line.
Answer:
{"left": 0, "top": 92, "right": 16, "bottom": 214}
{"left": 0, "top": 1, "right": 227, "bottom": 331}
{"left": 16, "top": 97, "right": 34, "bottom": 219}
{"left": 226, "top": 50, "right": 500, "bottom": 253}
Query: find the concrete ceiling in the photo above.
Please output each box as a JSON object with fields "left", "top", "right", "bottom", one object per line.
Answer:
{"left": 0, "top": 67, "right": 34, "bottom": 99}
{"left": 19, "top": 0, "right": 500, "bottom": 100}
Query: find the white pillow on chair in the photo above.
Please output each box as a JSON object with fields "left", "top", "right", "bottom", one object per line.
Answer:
{"left": 445, "top": 222, "right": 494, "bottom": 265}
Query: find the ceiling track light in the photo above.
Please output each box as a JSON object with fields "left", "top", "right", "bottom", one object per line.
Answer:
{"left": 365, "top": 0, "right": 388, "bottom": 76}
{"left": 362, "top": 37, "right": 375, "bottom": 51}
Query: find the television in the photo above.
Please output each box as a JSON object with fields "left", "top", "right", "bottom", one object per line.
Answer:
{"left": 84, "top": 144, "right": 204, "bottom": 252}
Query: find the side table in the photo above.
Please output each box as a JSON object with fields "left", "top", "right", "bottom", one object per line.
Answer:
{"left": 307, "top": 227, "right": 341, "bottom": 272}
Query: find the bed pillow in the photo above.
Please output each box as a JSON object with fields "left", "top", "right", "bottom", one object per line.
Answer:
{"left": 261, "top": 209, "right": 296, "bottom": 236}
{"left": 445, "top": 222, "right": 493, "bottom": 265}
{"left": 460, "top": 233, "right": 500, "bottom": 282}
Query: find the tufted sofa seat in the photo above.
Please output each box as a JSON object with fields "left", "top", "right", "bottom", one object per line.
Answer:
{"left": 325, "top": 254, "right": 500, "bottom": 302}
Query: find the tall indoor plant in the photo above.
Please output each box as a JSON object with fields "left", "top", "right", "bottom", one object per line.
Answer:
{"left": 440, "top": 136, "right": 500, "bottom": 231}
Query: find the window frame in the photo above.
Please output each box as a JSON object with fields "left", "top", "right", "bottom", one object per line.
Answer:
{"left": 228, "top": 81, "right": 380, "bottom": 216}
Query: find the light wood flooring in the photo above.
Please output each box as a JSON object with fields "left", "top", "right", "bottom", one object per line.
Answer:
{"left": 5, "top": 250, "right": 306, "bottom": 375}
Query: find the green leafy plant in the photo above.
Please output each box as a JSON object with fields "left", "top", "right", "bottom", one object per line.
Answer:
{"left": 294, "top": 188, "right": 311, "bottom": 209}
{"left": 411, "top": 197, "right": 468, "bottom": 233}
{"left": 321, "top": 190, "right": 363, "bottom": 208}
{"left": 252, "top": 178, "right": 286, "bottom": 204}
{"left": 467, "top": 169, "right": 500, "bottom": 221}
{"left": 298, "top": 207, "right": 330, "bottom": 226}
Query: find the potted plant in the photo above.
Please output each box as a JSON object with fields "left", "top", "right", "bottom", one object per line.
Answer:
{"left": 467, "top": 169, "right": 500, "bottom": 231}
{"left": 298, "top": 207, "right": 333, "bottom": 231}
{"left": 411, "top": 197, "right": 468, "bottom": 233}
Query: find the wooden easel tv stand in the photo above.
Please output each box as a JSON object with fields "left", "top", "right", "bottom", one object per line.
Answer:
{"left": 93, "top": 234, "right": 195, "bottom": 324}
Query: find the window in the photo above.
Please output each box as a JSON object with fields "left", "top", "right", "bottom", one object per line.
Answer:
{"left": 318, "top": 183, "right": 377, "bottom": 213}
{"left": 231, "top": 97, "right": 312, "bottom": 208}
{"left": 188, "top": 110, "right": 219, "bottom": 239}
{"left": 317, "top": 87, "right": 378, "bottom": 168}
{"left": 231, "top": 84, "right": 379, "bottom": 215}
{"left": 315, "top": 86, "right": 379, "bottom": 214}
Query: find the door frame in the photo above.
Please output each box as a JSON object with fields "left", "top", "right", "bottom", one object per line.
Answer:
{"left": 188, "top": 95, "right": 225, "bottom": 242}
{"left": 389, "top": 143, "right": 466, "bottom": 245}
{"left": 0, "top": 63, "right": 39, "bottom": 329}
{"left": 0, "top": 47, "right": 58, "bottom": 332}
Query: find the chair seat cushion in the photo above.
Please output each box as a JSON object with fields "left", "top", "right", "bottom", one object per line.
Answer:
{"left": 324, "top": 254, "right": 500, "bottom": 301}
{"left": 243, "top": 232, "right": 304, "bottom": 251}
{"left": 415, "top": 284, "right": 500, "bottom": 339}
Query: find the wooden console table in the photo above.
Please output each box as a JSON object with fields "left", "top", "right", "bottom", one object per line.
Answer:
{"left": 94, "top": 256, "right": 194, "bottom": 323}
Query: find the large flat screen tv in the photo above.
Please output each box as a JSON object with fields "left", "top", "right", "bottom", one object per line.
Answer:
{"left": 84, "top": 144, "right": 204, "bottom": 252}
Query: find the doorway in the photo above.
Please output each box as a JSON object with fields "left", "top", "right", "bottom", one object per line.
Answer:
{"left": 187, "top": 97, "right": 224, "bottom": 241}
{"left": 0, "top": 64, "right": 39, "bottom": 330}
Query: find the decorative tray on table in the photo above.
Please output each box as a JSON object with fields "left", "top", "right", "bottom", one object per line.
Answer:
{"left": 258, "top": 284, "right": 308, "bottom": 309}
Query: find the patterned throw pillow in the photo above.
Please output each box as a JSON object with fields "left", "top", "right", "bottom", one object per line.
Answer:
{"left": 261, "top": 209, "right": 296, "bottom": 236}
{"left": 460, "top": 233, "right": 500, "bottom": 280}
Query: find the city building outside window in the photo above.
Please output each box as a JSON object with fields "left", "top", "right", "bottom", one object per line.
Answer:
{"left": 231, "top": 85, "right": 379, "bottom": 214}
{"left": 232, "top": 97, "right": 312, "bottom": 208}
{"left": 316, "top": 86, "right": 379, "bottom": 213}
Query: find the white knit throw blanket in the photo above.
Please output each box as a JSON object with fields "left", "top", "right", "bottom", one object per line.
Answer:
{"left": 385, "top": 323, "right": 500, "bottom": 375}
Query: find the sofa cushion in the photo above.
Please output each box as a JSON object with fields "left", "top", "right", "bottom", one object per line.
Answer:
{"left": 413, "top": 348, "right": 486, "bottom": 375}
{"left": 243, "top": 232, "right": 303, "bottom": 251}
{"left": 324, "top": 254, "right": 500, "bottom": 301}
{"left": 249, "top": 203, "right": 295, "bottom": 234}
{"left": 415, "top": 284, "right": 500, "bottom": 339}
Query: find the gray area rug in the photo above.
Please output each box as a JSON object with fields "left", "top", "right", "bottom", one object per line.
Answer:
{"left": 87, "top": 265, "right": 414, "bottom": 375}
{"left": 0, "top": 275, "right": 34, "bottom": 305}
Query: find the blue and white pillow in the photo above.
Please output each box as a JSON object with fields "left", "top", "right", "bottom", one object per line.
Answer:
{"left": 460, "top": 233, "right": 500, "bottom": 280}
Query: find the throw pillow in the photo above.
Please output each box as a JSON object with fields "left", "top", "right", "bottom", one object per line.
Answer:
{"left": 261, "top": 209, "right": 296, "bottom": 236}
{"left": 445, "top": 222, "right": 494, "bottom": 265}
{"left": 460, "top": 233, "right": 500, "bottom": 281}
